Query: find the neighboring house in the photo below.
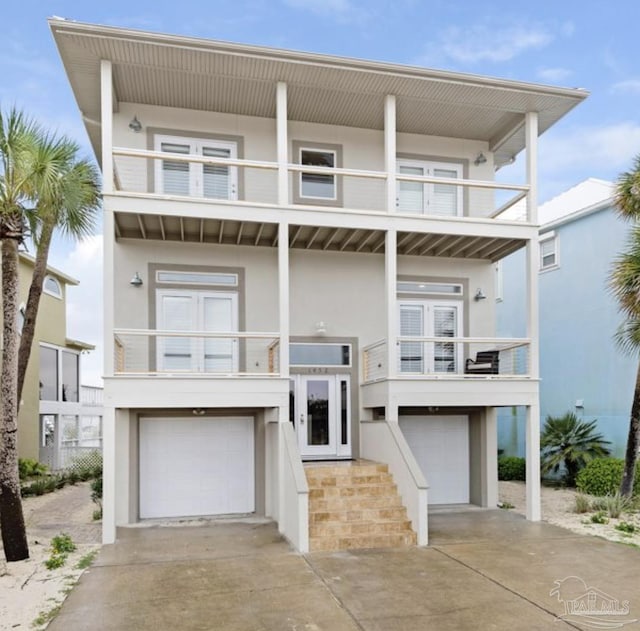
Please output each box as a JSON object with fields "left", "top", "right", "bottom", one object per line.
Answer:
{"left": 51, "top": 19, "right": 587, "bottom": 550}
{"left": 15, "top": 252, "right": 104, "bottom": 470}
{"left": 497, "top": 179, "right": 635, "bottom": 457}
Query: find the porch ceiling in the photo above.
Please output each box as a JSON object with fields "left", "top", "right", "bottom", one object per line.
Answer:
{"left": 50, "top": 19, "right": 587, "bottom": 171}
{"left": 114, "top": 212, "right": 524, "bottom": 261}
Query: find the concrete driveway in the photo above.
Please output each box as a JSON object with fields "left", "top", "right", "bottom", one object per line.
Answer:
{"left": 49, "top": 510, "right": 640, "bottom": 630}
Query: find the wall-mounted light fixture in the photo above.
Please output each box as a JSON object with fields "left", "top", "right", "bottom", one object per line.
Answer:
{"left": 315, "top": 321, "right": 327, "bottom": 334}
{"left": 192, "top": 408, "right": 206, "bottom": 416}
{"left": 130, "top": 272, "right": 143, "bottom": 287}
{"left": 474, "top": 288, "right": 487, "bottom": 301}
{"left": 473, "top": 152, "right": 487, "bottom": 166}
{"left": 128, "top": 115, "right": 143, "bottom": 133}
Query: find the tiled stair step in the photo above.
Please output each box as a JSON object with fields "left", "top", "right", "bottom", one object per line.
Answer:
{"left": 306, "top": 473, "right": 394, "bottom": 487}
{"left": 309, "top": 484, "right": 399, "bottom": 499}
{"left": 305, "top": 463, "right": 389, "bottom": 478}
{"left": 309, "top": 496, "right": 403, "bottom": 512}
{"left": 310, "top": 520, "right": 413, "bottom": 537}
{"left": 311, "top": 531, "right": 417, "bottom": 553}
{"left": 310, "top": 506, "right": 410, "bottom": 523}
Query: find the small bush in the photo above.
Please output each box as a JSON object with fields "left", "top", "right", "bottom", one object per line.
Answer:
{"left": 18, "top": 458, "right": 48, "bottom": 480}
{"left": 92, "top": 508, "right": 103, "bottom": 521}
{"left": 68, "top": 451, "right": 102, "bottom": 480}
{"left": 498, "top": 456, "right": 526, "bottom": 481}
{"left": 576, "top": 458, "right": 640, "bottom": 497}
{"left": 574, "top": 494, "right": 591, "bottom": 514}
{"left": 44, "top": 554, "right": 67, "bottom": 570}
{"left": 615, "top": 521, "right": 637, "bottom": 534}
{"left": 51, "top": 533, "right": 76, "bottom": 555}
{"left": 591, "top": 496, "right": 609, "bottom": 512}
{"left": 66, "top": 470, "right": 79, "bottom": 485}
{"left": 590, "top": 511, "right": 609, "bottom": 524}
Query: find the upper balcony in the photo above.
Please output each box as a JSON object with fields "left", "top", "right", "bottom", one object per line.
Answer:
{"left": 51, "top": 19, "right": 588, "bottom": 259}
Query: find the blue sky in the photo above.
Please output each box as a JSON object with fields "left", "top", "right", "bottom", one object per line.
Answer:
{"left": 2, "top": 1, "right": 640, "bottom": 383}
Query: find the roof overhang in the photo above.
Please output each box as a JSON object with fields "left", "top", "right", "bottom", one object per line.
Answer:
{"left": 18, "top": 252, "right": 79, "bottom": 286}
{"left": 65, "top": 337, "right": 95, "bottom": 351}
{"left": 49, "top": 18, "right": 588, "bottom": 169}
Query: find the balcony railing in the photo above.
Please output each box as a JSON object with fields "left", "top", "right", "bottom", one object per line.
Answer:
{"left": 114, "top": 329, "right": 281, "bottom": 376}
{"left": 111, "top": 147, "right": 530, "bottom": 221}
{"left": 363, "top": 337, "right": 531, "bottom": 382}
{"left": 80, "top": 385, "right": 104, "bottom": 406}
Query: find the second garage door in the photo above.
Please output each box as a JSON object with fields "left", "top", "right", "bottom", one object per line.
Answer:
{"left": 139, "top": 416, "right": 254, "bottom": 519}
{"left": 399, "top": 415, "right": 469, "bottom": 505}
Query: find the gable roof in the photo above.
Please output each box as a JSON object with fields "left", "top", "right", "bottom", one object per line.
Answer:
{"left": 539, "top": 178, "right": 615, "bottom": 231}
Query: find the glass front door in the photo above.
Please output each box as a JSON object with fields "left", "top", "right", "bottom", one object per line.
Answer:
{"left": 290, "top": 375, "right": 350, "bottom": 458}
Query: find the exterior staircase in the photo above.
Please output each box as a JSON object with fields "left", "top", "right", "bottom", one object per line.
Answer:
{"left": 305, "top": 460, "right": 417, "bottom": 552}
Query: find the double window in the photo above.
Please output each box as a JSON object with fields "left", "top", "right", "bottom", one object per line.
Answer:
{"left": 397, "top": 159, "right": 463, "bottom": 216}
{"left": 398, "top": 301, "right": 462, "bottom": 374}
{"left": 155, "top": 135, "right": 238, "bottom": 200}
{"left": 39, "top": 345, "right": 79, "bottom": 402}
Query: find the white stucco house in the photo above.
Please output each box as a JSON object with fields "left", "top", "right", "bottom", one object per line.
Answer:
{"left": 50, "top": 18, "right": 587, "bottom": 551}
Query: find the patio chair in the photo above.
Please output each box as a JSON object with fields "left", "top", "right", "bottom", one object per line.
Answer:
{"left": 465, "top": 350, "right": 499, "bottom": 375}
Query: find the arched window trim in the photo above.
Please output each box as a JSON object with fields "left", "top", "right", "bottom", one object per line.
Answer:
{"left": 43, "top": 275, "right": 63, "bottom": 299}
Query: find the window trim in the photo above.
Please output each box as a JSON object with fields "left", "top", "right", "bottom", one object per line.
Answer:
{"left": 539, "top": 231, "right": 559, "bottom": 272}
{"left": 292, "top": 140, "right": 343, "bottom": 207}
{"left": 43, "top": 275, "right": 63, "bottom": 300}
{"left": 289, "top": 342, "right": 352, "bottom": 368}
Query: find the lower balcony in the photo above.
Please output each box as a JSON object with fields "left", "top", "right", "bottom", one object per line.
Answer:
{"left": 362, "top": 336, "right": 538, "bottom": 409}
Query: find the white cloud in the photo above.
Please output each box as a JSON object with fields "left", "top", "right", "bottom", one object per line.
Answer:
{"left": 540, "top": 122, "right": 640, "bottom": 174}
{"left": 611, "top": 79, "right": 640, "bottom": 94}
{"left": 282, "top": 0, "right": 369, "bottom": 24}
{"left": 57, "top": 236, "right": 104, "bottom": 387}
{"left": 436, "top": 23, "right": 553, "bottom": 64}
{"left": 537, "top": 67, "right": 572, "bottom": 83}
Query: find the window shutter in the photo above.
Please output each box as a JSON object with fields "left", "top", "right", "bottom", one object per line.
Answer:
{"left": 202, "top": 296, "right": 235, "bottom": 371}
{"left": 399, "top": 305, "right": 424, "bottom": 373}
{"left": 430, "top": 167, "right": 459, "bottom": 217}
{"left": 397, "top": 165, "right": 424, "bottom": 213}
{"left": 433, "top": 306, "right": 457, "bottom": 373}
{"left": 159, "top": 295, "right": 194, "bottom": 371}
{"left": 160, "top": 142, "right": 190, "bottom": 196}
{"left": 202, "top": 146, "right": 231, "bottom": 199}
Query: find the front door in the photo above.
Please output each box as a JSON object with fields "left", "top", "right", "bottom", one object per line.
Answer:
{"left": 290, "top": 375, "right": 350, "bottom": 458}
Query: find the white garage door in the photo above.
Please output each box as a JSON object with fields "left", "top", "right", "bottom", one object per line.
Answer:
{"left": 139, "top": 417, "right": 254, "bottom": 519}
{"left": 399, "top": 415, "right": 469, "bottom": 505}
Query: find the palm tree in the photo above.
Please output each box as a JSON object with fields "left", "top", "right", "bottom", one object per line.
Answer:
{"left": 540, "top": 412, "right": 611, "bottom": 486}
{"left": 0, "top": 109, "right": 40, "bottom": 562}
{"left": 16, "top": 152, "right": 100, "bottom": 402}
{"left": 609, "top": 155, "right": 640, "bottom": 496}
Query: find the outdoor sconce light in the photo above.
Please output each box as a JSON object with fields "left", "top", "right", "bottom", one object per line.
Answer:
{"left": 473, "top": 152, "right": 487, "bottom": 166}
{"left": 128, "top": 115, "right": 143, "bottom": 133}
{"left": 474, "top": 288, "right": 487, "bottom": 301}
{"left": 315, "top": 321, "right": 327, "bottom": 334}
{"left": 192, "top": 408, "right": 206, "bottom": 416}
{"left": 130, "top": 272, "right": 143, "bottom": 287}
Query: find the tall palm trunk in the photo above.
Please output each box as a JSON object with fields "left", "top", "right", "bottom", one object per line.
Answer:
{"left": 16, "top": 219, "right": 54, "bottom": 401}
{"left": 620, "top": 362, "right": 640, "bottom": 496}
{"left": 0, "top": 238, "right": 29, "bottom": 561}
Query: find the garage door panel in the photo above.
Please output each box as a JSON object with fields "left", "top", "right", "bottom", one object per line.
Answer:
{"left": 140, "top": 417, "right": 254, "bottom": 519}
{"left": 400, "top": 415, "right": 469, "bottom": 505}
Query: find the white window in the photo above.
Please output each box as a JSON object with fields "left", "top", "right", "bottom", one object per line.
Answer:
{"left": 398, "top": 301, "right": 462, "bottom": 374}
{"left": 540, "top": 233, "right": 558, "bottom": 270}
{"left": 495, "top": 262, "right": 503, "bottom": 302}
{"left": 397, "top": 281, "right": 463, "bottom": 296}
{"left": 39, "top": 345, "right": 80, "bottom": 402}
{"left": 43, "top": 275, "right": 62, "bottom": 299}
{"left": 154, "top": 135, "right": 238, "bottom": 200}
{"left": 17, "top": 303, "right": 26, "bottom": 335}
{"left": 397, "top": 159, "right": 463, "bottom": 216}
{"left": 300, "top": 147, "right": 337, "bottom": 200}
{"left": 156, "top": 290, "right": 238, "bottom": 373}
{"left": 156, "top": 270, "right": 238, "bottom": 286}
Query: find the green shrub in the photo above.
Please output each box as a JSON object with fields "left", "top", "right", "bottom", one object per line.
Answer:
{"left": 18, "top": 458, "right": 48, "bottom": 480}
{"left": 615, "top": 521, "right": 637, "bottom": 534}
{"left": 498, "top": 456, "right": 526, "bottom": 481}
{"left": 602, "top": 492, "right": 632, "bottom": 519}
{"left": 44, "top": 554, "right": 67, "bottom": 570}
{"left": 67, "top": 451, "right": 102, "bottom": 480}
{"left": 576, "top": 458, "right": 640, "bottom": 497}
{"left": 590, "top": 511, "right": 609, "bottom": 524}
{"left": 51, "top": 533, "right": 76, "bottom": 555}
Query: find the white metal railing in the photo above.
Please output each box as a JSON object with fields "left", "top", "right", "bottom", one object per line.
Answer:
{"left": 363, "top": 337, "right": 531, "bottom": 381}
{"left": 80, "top": 385, "right": 104, "bottom": 406}
{"left": 111, "top": 147, "right": 530, "bottom": 221}
{"left": 114, "top": 329, "right": 281, "bottom": 376}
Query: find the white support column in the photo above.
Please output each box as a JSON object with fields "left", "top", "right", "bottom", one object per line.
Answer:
{"left": 276, "top": 82, "right": 288, "bottom": 206}
{"left": 526, "top": 403, "right": 541, "bottom": 521}
{"left": 278, "top": 222, "right": 290, "bottom": 379}
{"left": 385, "top": 229, "right": 397, "bottom": 383}
{"left": 384, "top": 95, "right": 397, "bottom": 213}
{"left": 525, "top": 111, "right": 540, "bottom": 380}
{"left": 103, "top": 210, "right": 115, "bottom": 377}
{"left": 100, "top": 60, "right": 114, "bottom": 194}
{"left": 101, "top": 405, "right": 116, "bottom": 544}
{"left": 484, "top": 407, "right": 498, "bottom": 508}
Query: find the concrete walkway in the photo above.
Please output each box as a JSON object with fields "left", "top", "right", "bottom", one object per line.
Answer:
{"left": 48, "top": 510, "right": 640, "bottom": 630}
